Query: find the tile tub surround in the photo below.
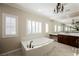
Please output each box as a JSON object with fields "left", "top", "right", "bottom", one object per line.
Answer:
{"left": 21, "top": 37, "right": 54, "bottom": 56}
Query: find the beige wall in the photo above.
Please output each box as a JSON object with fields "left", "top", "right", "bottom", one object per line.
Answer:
{"left": 0, "top": 4, "right": 54, "bottom": 54}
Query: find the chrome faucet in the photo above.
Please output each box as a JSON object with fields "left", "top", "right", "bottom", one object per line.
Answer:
{"left": 29, "top": 41, "right": 33, "bottom": 48}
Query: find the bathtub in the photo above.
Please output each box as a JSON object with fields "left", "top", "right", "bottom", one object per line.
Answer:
{"left": 21, "top": 37, "right": 55, "bottom": 56}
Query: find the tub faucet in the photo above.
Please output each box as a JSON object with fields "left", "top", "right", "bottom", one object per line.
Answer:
{"left": 29, "top": 41, "right": 33, "bottom": 48}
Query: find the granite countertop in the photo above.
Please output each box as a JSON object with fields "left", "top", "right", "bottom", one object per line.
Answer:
{"left": 49, "top": 33, "right": 58, "bottom": 35}
{"left": 58, "top": 33, "right": 79, "bottom": 37}
{"left": 49, "top": 33, "right": 79, "bottom": 37}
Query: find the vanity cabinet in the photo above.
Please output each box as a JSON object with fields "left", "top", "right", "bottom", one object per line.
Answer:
{"left": 58, "top": 34, "right": 79, "bottom": 48}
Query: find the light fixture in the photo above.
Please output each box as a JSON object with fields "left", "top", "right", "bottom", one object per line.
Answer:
{"left": 54, "top": 3, "right": 64, "bottom": 13}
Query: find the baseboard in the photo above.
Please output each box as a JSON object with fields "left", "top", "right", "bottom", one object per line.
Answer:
{"left": 0, "top": 48, "right": 21, "bottom": 56}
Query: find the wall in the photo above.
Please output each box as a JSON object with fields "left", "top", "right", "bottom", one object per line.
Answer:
{"left": 0, "top": 4, "right": 54, "bottom": 54}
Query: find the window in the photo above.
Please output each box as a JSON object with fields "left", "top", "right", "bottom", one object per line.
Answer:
{"left": 36, "top": 22, "right": 39, "bottom": 33}
{"left": 3, "top": 13, "right": 17, "bottom": 37}
{"left": 65, "top": 26, "right": 68, "bottom": 31}
{"left": 39, "top": 22, "right": 42, "bottom": 33}
{"left": 27, "top": 20, "right": 31, "bottom": 33}
{"left": 58, "top": 25, "right": 61, "bottom": 32}
{"left": 67, "top": 27, "right": 70, "bottom": 31}
{"left": 32, "top": 21, "right": 36, "bottom": 33}
{"left": 45, "top": 23, "right": 49, "bottom": 33}
{"left": 27, "top": 20, "right": 42, "bottom": 34}
{"left": 54, "top": 25, "right": 57, "bottom": 32}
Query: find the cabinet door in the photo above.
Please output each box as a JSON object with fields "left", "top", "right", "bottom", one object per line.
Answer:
{"left": 58, "top": 35, "right": 63, "bottom": 43}
{"left": 75, "top": 38, "right": 79, "bottom": 48}
{"left": 67, "top": 36, "right": 76, "bottom": 47}
{"left": 58, "top": 35, "right": 79, "bottom": 48}
{"left": 58, "top": 35, "right": 69, "bottom": 44}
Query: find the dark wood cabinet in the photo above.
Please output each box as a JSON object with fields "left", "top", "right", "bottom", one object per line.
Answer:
{"left": 58, "top": 34, "right": 79, "bottom": 48}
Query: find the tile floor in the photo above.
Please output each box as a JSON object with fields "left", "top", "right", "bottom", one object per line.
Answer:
{"left": 47, "top": 41, "right": 79, "bottom": 56}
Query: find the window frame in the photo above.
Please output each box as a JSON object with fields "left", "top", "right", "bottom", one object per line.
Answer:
{"left": 2, "top": 13, "right": 18, "bottom": 38}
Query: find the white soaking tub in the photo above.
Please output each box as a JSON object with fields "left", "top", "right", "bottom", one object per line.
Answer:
{"left": 21, "top": 37, "right": 54, "bottom": 56}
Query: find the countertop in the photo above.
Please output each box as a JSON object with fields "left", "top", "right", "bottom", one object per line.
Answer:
{"left": 49, "top": 33, "right": 79, "bottom": 37}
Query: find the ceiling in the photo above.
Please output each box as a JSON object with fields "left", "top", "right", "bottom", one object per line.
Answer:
{"left": 6, "top": 3, "right": 79, "bottom": 25}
